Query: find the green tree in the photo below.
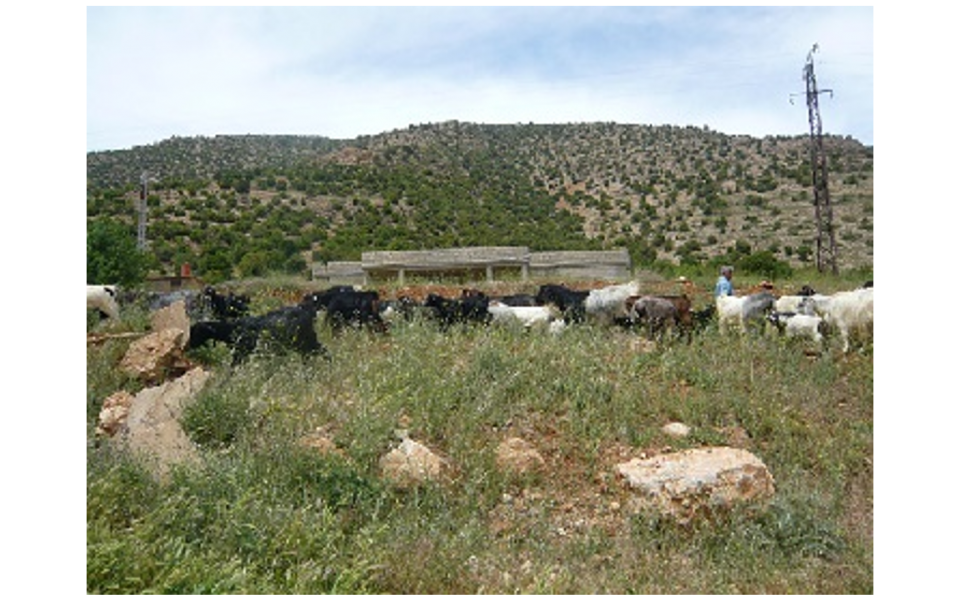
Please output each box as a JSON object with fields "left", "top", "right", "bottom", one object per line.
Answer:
{"left": 795, "top": 245, "right": 813, "bottom": 263}
{"left": 738, "top": 250, "right": 794, "bottom": 279}
{"left": 197, "top": 248, "right": 233, "bottom": 283}
{"left": 86, "top": 218, "right": 147, "bottom": 286}
{"left": 237, "top": 251, "right": 271, "bottom": 278}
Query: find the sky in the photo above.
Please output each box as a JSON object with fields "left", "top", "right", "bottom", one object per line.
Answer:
{"left": 86, "top": 5, "right": 874, "bottom": 152}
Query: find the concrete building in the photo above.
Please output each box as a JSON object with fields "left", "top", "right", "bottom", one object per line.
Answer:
{"left": 311, "top": 247, "right": 632, "bottom": 286}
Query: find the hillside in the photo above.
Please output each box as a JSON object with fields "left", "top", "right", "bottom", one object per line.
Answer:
{"left": 86, "top": 122, "right": 873, "bottom": 282}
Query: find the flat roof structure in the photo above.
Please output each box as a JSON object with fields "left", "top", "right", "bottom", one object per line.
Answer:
{"left": 362, "top": 247, "right": 531, "bottom": 285}
{"left": 313, "top": 246, "right": 633, "bottom": 286}
{"left": 529, "top": 249, "right": 631, "bottom": 281}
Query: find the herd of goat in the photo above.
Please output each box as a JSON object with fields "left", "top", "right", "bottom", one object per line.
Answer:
{"left": 87, "top": 278, "right": 874, "bottom": 364}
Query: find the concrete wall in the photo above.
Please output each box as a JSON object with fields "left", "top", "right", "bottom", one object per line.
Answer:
{"left": 529, "top": 249, "right": 631, "bottom": 281}
{"left": 311, "top": 261, "right": 366, "bottom": 286}
{"left": 362, "top": 247, "right": 530, "bottom": 285}
{"left": 311, "top": 246, "right": 633, "bottom": 286}
{"left": 362, "top": 246, "right": 529, "bottom": 270}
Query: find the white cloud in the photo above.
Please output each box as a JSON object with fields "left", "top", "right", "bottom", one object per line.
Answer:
{"left": 87, "top": 6, "right": 873, "bottom": 150}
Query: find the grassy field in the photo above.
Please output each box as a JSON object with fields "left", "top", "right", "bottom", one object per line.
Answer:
{"left": 86, "top": 275, "right": 873, "bottom": 594}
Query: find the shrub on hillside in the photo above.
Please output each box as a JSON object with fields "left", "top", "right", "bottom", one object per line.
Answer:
{"left": 87, "top": 218, "right": 147, "bottom": 286}
{"left": 737, "top": 250, "right": 794, "bottom": 280}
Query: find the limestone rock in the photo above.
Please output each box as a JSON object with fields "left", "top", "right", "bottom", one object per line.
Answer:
{"left": 379, "top": 438, "right": 443, "bottom": 487}
{"left": 118, "top": 367, "right": 211, "bottom": 480}
{"left": 118, "top": 300, "right": 193, "bottom": 384}
{"left": 616, "top": 446, "right": 775, "bottom": 523}
{"left": 96, "top": 390, "right": 135, "bottom": 437}
{"left": 661, "top": 422, "right": 691, "bottom": 438}
{"left": 150, "top": 299, "right": 191, "bottom": 345}
{"left": 119, "top": 328, "right": 188, "bottom": 383}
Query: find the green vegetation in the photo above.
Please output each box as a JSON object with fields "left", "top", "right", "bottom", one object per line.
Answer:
{"left": 87, "top": 218, "right": 149, "bottom": 286}
{"left": 86, "top": 124, "right": 873, "bottom": 285}
{"left": 87, "top": 279, "right": 872, "bottom": 594}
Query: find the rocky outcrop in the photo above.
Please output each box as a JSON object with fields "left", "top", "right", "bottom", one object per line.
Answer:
{"left": 616, "top": 446, "right": 775, "bottom": 523}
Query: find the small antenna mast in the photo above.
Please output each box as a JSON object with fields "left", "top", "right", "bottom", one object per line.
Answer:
{"left": 137, "top": 171, "right": 149, "bottom": 251}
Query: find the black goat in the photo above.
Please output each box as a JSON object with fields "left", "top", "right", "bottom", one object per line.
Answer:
{"left": 203, "top": 286, "right": 251, "bottom": 320}
{"left": 189, "top": 306, "right": 328, "bottom": 365}
{"left": 491, "top": 293, "right": 539, "bottom": 307}
{"left": 691, "top": 304, "right": 717, "bottom": 332}
{"left": 301, "top": 287, "right": 386, "bottom": 333}
{"left": 300, "top": 286, "right": 358, "bottom": 313}
{"left": 534, "top": 284, "right": 588, "bottom": 323}
{"left": 423, "top": 291, "right": 491, "bottom": 330}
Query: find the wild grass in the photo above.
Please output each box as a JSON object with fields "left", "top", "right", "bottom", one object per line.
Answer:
{"left": 87, "top": 291, "right": 872, "bottom": 594}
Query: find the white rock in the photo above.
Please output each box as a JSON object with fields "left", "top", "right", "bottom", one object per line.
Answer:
{"left": 617, "top": 446, "right": 775, "bottom": 522}
{"left": 661, "top": 422, "right": 691, "bottom": 438}
{"left": 379, "top": 438, "right": 443, "bottom": 487}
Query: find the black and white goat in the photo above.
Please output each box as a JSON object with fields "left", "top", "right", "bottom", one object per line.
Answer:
{"left": 87, "top": 285, "right": 120, "bottom": 321}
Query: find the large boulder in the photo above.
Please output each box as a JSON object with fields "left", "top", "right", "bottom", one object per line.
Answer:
{"left": 116, "top": 366, "right": 211, "bottom": 480}
{"left": 616, "top": 446, "right": 775, "bottom": 523}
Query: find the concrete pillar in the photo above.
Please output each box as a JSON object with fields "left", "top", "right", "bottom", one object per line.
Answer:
{"left": 486, "top": 265, "right": 494, "bottom": 283}
{"left": 521, "top": 262, "right": 529, "bottom": 282}
{"left": 398, "top": 269, "right": 405, "bottom": 287}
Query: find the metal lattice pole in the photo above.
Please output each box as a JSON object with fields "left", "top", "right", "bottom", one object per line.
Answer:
{"left": 803, "top": 44, "right": 838, "bottom": 275}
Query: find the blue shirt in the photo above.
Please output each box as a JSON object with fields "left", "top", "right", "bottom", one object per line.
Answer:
{"left": 715, "top": 276, "right": 734, "bottom": 297}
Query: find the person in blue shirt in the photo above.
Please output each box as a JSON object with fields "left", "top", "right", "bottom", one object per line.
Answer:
{"left": 715, "top": 265, "right": 734, "bottom": 297}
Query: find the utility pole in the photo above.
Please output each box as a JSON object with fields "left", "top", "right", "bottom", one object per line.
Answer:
{"left": 801, "top": 44, "right": 838, "bottom": 275}
{"left": 137, "top": 172, "right": 149, "bottom": 251}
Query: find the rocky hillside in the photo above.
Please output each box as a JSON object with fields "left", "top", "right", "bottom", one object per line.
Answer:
{"left": 86, "top": 122, "right": 873, "bottom": 281}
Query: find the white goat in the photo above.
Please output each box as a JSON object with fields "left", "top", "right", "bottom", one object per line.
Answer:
{"left": 716, "top": 295, "right": 746, "bottom": 334}
{"left": 807, "top": 287, "right": 874, "bottom": 353}
{"left": 716, "top": 292, "right": 776, "bottom": 334}
{"left": 87, "top": 285, "right": 120, "bottom": 320}
{"left": 774, "top": 294, "right": 828, "bottom": 315}
{"left": 768, "top": 312, "right": 825, "bottom": 345}
{"left": 548, "top": 319, "right": 568, "bottom": 336}
{"left": 585, "top": 281, "right": 640, "bottom": 325}
{"left": 488, "top": 301, "right": 558, "bottom": 329}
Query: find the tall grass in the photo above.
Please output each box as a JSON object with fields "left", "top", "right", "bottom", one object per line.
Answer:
{"left": 87, "top": 299, "right": 872, "bottom": 593}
